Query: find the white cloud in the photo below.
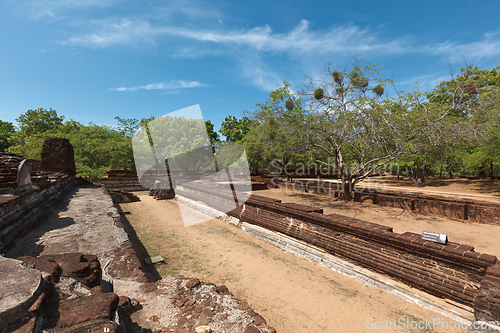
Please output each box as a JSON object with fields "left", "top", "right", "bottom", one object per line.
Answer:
{"left": 109, "top": 80, "right": 206, "bottom": 93}
{"left": 60, "top": 17, "right": 500, "bottom": 91}
{"left": 397, "top": 74, "right": 452, "bottom": 92}
{"left": 239, "top": 55, "right": 282, "bottom": 92}
{"left": 63, "top": 18, "right": 500, "bottom": 63}
{"left": 62, "top": 18, "right": 410, "bottom": 56}
{"left": 423, "top": 31, "right": 500, "bottom": 61}
{"left": 63, "top": 19, "right": 158, "bottom": 48}
{"left": 4, "top": 0, "right": 116, "bottom": 19}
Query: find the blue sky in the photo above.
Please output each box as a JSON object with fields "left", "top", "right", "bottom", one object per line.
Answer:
{"left": 1, "top": 0, "right": 500, "bottom": 131}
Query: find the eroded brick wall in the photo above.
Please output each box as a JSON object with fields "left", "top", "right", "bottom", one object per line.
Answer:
{"left": 176, "top": 182, "right": 500, "bottom": 324}
{"left": 263, "top": 178, "right": 500, "bottom": 225}
{"left": 0, "top": 152, "right": 24, "bottom": 189}
{"left": 40, "top": 137, "right": 76, "bottom": 176}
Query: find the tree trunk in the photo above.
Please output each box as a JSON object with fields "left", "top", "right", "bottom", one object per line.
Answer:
{"left": 409, "top": 162, "right": 426, "bottom": 184}
{"left": 341, "top": 180, "right": 353, "bottom": 201}
{"left": 253, "top": 157, "right": 260, "bottom": 175}
{"left": 337, "top": 150, "right": 352, "bottom": 201}
{"left": 490, "top": 161, "right": 494, "bottom": 179}
{"left": 479, "top": 165, "right": 486, "bottom": 178}
{"left": 448, "top": 167, "right": 453, "bottom": 179}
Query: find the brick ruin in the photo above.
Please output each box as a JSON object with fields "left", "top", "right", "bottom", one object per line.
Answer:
{"left": 175, "top": 181, "right": 500, "bottom": 331}
{"left": 0, "top": 137, "right": 275, "bottom": 333}
{"left": 40, "top": 137, "right": 76, "bottom": 176}
{"left": 0, "top": 152, "right": 32, "bottom": 194}
{"left": 0, "top": 137, "right": 78, "bottom": 253}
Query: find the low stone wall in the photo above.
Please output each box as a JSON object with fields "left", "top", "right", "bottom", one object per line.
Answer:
{"left": 176, "top": 182, "right": 500, "bottom": 327}
{"left": 0, "top": 176, "right": 79, "bottom": 253}
{"left": 262, "top": 178, "right": 500, "bottom": 225}
{"left": 355, "top": 191, "right": 500, "bottom": 225}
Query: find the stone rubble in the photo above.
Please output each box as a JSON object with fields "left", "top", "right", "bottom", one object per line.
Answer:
{"left": 10, "top": 251, "right": 276, "bottom": 333}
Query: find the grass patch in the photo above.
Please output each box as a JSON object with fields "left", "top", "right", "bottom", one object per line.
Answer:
{"left": 393, "top": 310, "right": 437, "bottom": 333}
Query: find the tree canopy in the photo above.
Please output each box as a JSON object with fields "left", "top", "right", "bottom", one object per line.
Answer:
{"left": 219, "top": 115, "right": 253, "bottom": 142}
{"left": 16, "top": 108, "right": 64, "bottom": 138}
{"left": 0, "top": 120, "right": 15, "bottom": 152}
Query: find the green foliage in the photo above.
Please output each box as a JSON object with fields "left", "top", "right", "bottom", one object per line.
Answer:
{"left": 219, "top": 116, "right": 253, "bottom": 142}
{"left": 304, "top": 61, "right": 468, "bottom": 198}
{"left": 372, "top": 84, "right": 384, "bottom": 96}
{"left": 204, "top": 120, "right": 220, "bottom": 146}
{"left": 313, "top": 88, "right": 324, "bottom": 100}
{"left": 115, "top": 116, "right": 140, "bottom": 137}
{"left": 285, "top": 100, "right": 294, "bottom": 111}
{"left": 424, "top": 64, "right": 500, "bottom": 177}
{"left": 331, "top": 71, "right": 343, "bottom": 84}
{"left": 142, "top": 115, "right": 215, "bottom": 174}
{"left": 245, "top": 80, "right": 311, "bottom": 170}
{"left": 16, "top": 108, "right": 64, "bottom": 138}
{"left": 0, "top": 120, "right": 15, "bottom": 152}
{"left": 8, "top": 113, "right": 136, "bottom": 178}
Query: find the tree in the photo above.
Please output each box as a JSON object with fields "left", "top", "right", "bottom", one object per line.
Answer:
{"left": 219, "top": 116, "right": 253, "bottom": 142}
{"left": 426, "top": 65, "right": 500, "bottom": 178}
{"left": 305, "top": 62, "right": 473, "bottom": 200}
{"left": 16, "top": 108, "right": 64, "bottom": 137}
{"left": 8, "top": 119, "right": 135, "bottom": 179}
{"left": 245, "top": 81, "right": 310, "bottom": 177}
{"left": 115, "top": 116, "right": 140, "bottom": 137}
{"left": 204, "top": 120, "right": 220, "bottom": 146}
{"left": 143, "top": 115, "right": 215, "bottom": 176}
{"left": 0, "top": 120, "right": 15, "bottom": 152}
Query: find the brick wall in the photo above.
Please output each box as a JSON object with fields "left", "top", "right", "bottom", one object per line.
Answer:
{"left": 176, "top": 182, "right": 500, "bottom": 324}
{"left": 475, "top": 264, "right": 500, "bottom": 322}
{"left": 262, "top": 178, "right": 500, "bottom": 225}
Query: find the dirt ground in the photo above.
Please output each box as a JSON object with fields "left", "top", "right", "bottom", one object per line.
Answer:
{"left": 117, "top": 184, "right": 500, "bottom": 333}
{"left": 310, "top": 175, "right": 500, "bottom": 204}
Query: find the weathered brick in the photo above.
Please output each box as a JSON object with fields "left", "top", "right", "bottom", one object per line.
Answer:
{"left": 479, "top": 254, "right": 498, "bottom": 265}
{"left": 486, "top": 265, "right": 500, "bottom": 278}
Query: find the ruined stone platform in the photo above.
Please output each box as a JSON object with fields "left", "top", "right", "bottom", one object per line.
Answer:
{"left": 6, "top": 185, "right": 128, "bottom": 258}
{"left": 0, "top": 256, "right": 43, "bottom": 332}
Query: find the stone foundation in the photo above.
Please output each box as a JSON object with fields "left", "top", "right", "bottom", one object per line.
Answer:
{"left": 264, "top": 178, "right": 500, "bottom": 226}
{"left": 176, "top": 181, "right": 500, "bottom": 329}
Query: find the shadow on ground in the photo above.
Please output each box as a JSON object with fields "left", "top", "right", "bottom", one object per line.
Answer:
{"left": 4, "top": 187, "right": 79, "bottom": 258}
{"left": 114, "top": 204, "right": 162, "bottom": 281}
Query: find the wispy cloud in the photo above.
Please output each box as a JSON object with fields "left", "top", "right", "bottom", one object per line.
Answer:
{"left": 63, "top": 19, "right": 158, "bottom": 48}
{"left": 424, "top": 31, "right": 500, "bottom": 61}
{"left": 398, "top": 74, "right": 452, "bottom": 92}
{"left": 63, "top": 18, "right": 409, "bottom": 56}
{"left": 239, "top": 54, "right": 282, "bottom": 92}
{"left": 63, "top": 18, "right": 500, "bottom": 63}
{"left": 63, "top": 18, "right": 500, "bottom": 91}
{"left": 4, "top": 0, "right": 116, "bottom": 19}
{"left": 109, "top": 80, "right": 206, "bottom": 93}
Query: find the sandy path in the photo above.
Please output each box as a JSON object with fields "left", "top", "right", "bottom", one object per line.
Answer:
{"left": 298, "top": 176, "right": 500, "bottom": 204}
{"left": 120, "top": 192, "right": 470, "bottom": 333}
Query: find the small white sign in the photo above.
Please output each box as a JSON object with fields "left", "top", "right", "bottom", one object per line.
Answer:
{"left": 422, "top": 231, "right": 448, "bottom": 245}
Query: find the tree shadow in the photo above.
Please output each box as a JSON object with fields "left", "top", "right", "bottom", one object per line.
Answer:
{"left": 474, "top": 180, "right": 500, "bottom": 195}
{"left": 280, "top": 192, "right": 355, "bottom": 212}
{"left": 113, "top": 204, "right": 162, "bottom": 281}
{"left": 4, "top": 187, "right": 79, "bottom": 258}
